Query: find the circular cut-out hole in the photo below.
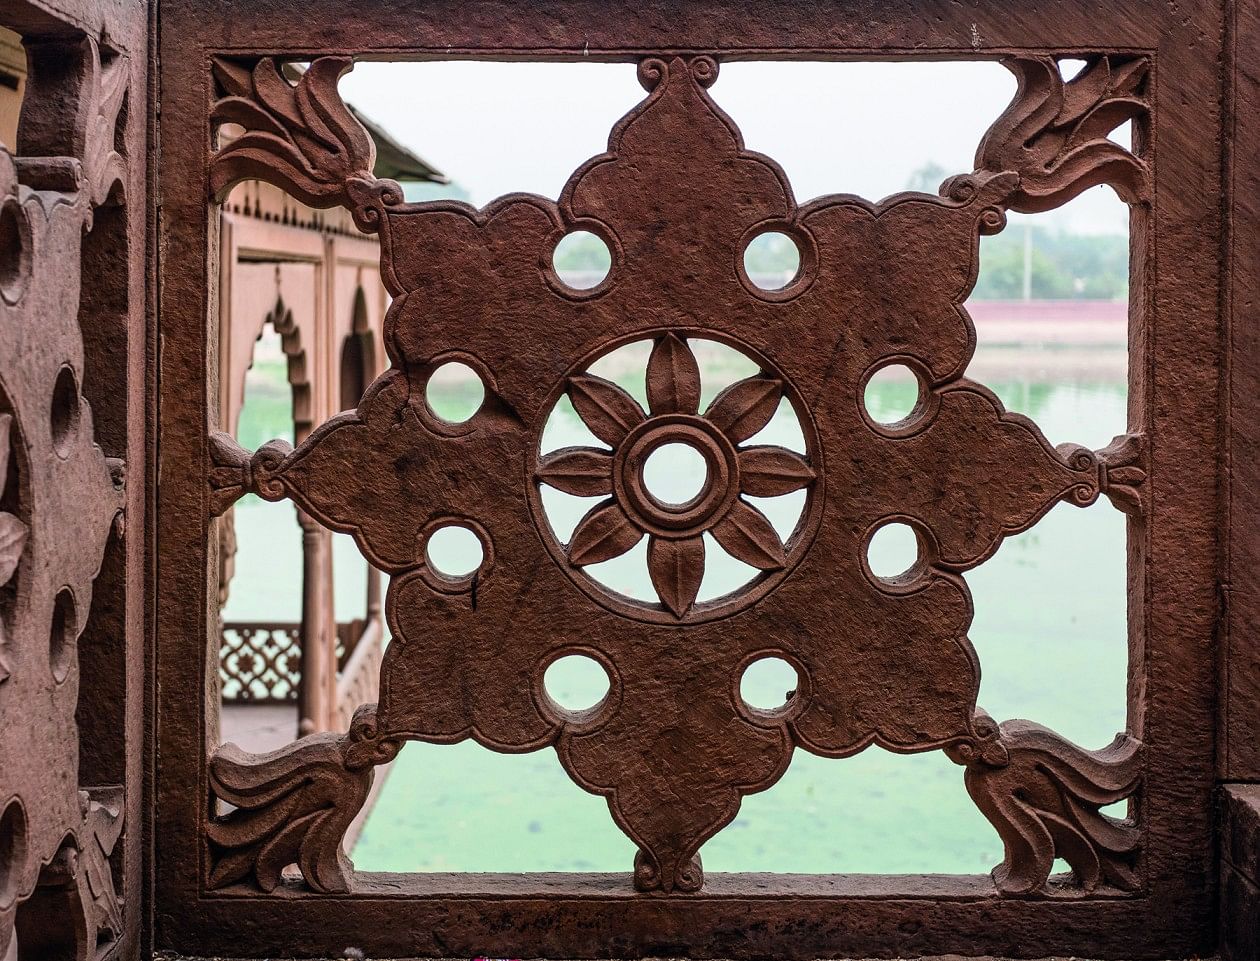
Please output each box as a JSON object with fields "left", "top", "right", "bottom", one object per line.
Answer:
{"left": 864, "top": 364, "right": 921, "bottom": 426}
{"left": 544, "top": 653, "right": 610, "bottom": 714}
{"left": 50, "top": 366, "right": 81, "bottom": 458}
{"left": 49, "top": 587, "right": 76, "bottom": 683}
{"left": 867, "top": 522, "right": 922, "bottom": 581}
{"left": 0, "top": 202, "right": 26, "bottom": 303}
{"left": 642, "top": 442, "right": 708, "bottom": 506}
{"left": 425, "top": 525, "right": 484, "bottom": 580}
{"left": 0, "top": 798, "right": 27, "bottom": 909}
{"left": 426, "top": 362, "right": 484, "bottom": 424}
{"left": 743, "top": 231, "right": 801, "bottom": 291}
{"left": 740, "top": 656, "right": 799, "bottom": 712}
{"left": 553, "top": 230, "right": 611, "bottom": 290}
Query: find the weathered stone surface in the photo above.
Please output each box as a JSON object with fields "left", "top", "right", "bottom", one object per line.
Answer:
{"left": 153, "top": 0, "right": 1228, "bottom": 958}
{"left": 0, "top": 2, "right": 147, "bottom": 958}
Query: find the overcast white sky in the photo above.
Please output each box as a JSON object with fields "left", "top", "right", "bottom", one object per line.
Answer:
{"left": 339, "top": 60, "right": 1127, "bottom": 234}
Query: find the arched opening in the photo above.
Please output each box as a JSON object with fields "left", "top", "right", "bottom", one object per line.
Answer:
{"left": 262, "top": 297, "right": 313, "bottom": 443}
{"left": 338, "top": 286, "right": 376, "bottom": 412}
{"left": 218, "top": 298, "right": 333, "bottom": 744}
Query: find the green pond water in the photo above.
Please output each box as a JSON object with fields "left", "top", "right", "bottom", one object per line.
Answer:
{"left": 225, "top": 337, "right": 1128, "bottom": 876}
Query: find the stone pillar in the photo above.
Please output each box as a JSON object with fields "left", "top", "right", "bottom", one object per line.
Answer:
{"left": 296, "top": 511, "right": 332, "bottom": 736}
{"left": 366, "top": 563, "right": 382, "bottom": 621}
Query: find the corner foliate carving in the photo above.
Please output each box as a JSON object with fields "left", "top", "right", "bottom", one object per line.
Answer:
{"left": 84, "top": 43, "right": 129, "bottom": 209}
{"left": 952, "top": 719, "right": 1141, "bottom": 895}
{"left": 978, "top": 56, "right": 1149, "bottom": 213}
{"left": 206, "top": 705, "right": 400, "bottom": 894}
{"left": 209, "top": 57, "right": 402, "bottom": 232}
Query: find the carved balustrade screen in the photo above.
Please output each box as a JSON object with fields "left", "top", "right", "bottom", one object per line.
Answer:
{"left": 0, "top": 1, "right": 148, "bottom": 959}
{"left": 157, "top": 1, "right": 1223, "bottom": 958}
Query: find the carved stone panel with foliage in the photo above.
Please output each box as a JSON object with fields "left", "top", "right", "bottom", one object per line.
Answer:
{"left": 205, "top": 52, "right": 1149, "bottom": 899}
{"left": 0, "top": 17, "right": 137, "bottom": 960}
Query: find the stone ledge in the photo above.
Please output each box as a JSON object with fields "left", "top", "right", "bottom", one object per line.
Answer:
{"left": 155, "top": 956, "right": 1200, "bottom": 961}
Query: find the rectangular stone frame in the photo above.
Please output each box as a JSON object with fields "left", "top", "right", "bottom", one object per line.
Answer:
{"left": 1222, "top": 0, "right": 1260, "bottom": 957}
{"left": 155, "top": 1, "right": 1223, "bottom": 957}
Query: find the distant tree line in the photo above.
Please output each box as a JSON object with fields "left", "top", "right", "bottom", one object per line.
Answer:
{"left": 970, "top": 228, "right": 1128, "bottom": 300}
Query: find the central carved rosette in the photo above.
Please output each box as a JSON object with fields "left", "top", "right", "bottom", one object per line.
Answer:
{"left": 207, "top": 50, "right": 1149, "bottom": 898}
{"left": 616, "top": 414, "right": 741, "bottom": 532}
{"left": 532, "top": 332, "right": 817, "bottom": 620}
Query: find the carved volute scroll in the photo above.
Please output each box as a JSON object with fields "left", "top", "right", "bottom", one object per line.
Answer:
{"left": 207, "top": 53, "right": 1149, "bottom": 896}
{"left": 0, "top": 24, "right": 133, "bottom": 959}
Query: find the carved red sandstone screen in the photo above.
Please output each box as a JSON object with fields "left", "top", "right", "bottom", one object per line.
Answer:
{"left": 0, "top": 0, "right": 149, "bottom": 958}
{"left": 157, "top": 2, "right": 1223, "bottom": 958}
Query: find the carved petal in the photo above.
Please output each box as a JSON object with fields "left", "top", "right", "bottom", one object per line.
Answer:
{"left": 568, "top": 500, "right": 643, "bottom": 565}
{"left": 567, "top": 374, "right": 646, "bottom": 447}
{"left": 705, "top": 376, "right": 782, "bottom": 443}
{"left": 647, "top": 333, "right": 701, "bottom": 416}
{"left": 0, "top": 513, "right": 26, "bottom": 586}
{"left": 737, "top": 445, "right": 815, "bottom": 497}
{"left": 648, "top": 535, "right": 705, "bottom": 617}
{"left": 711, "top": 500, "right": 786, "bottom": 570}
{"left": 961, "top": 719, "right": 1141, "bottom": 894}
{"left": 535, "top": 447, "right": 614, "bottom": 497}
{"left": 211, "top": 95, "right": 289, "bottom": 139}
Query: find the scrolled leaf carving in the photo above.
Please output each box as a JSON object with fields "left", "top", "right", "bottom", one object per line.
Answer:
{"left": 952, "top": 719, "right": 1141, "bottom": 895}
{"left": 79, "top": 789, "right": 125, "bottom": 946}
{"left": 0, "top": 414, "right": 26, "bottom": 684}
{"left": 209, "top": 57, "right": 401, "bottom": 231}
{"left": 84, "top": 43, "right": 129, "bottom": 208}
{"left": 1097, "top": 432, "right": 1147, "bottom": 516}
{"left": 977, "top": 56, "right": 1149, "bottom": 213}
{"left": 207, "top": 705, "right": 401, "bottom": 893}
{"left": 207, "top": 431, "right": 295, "bottom": 516}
